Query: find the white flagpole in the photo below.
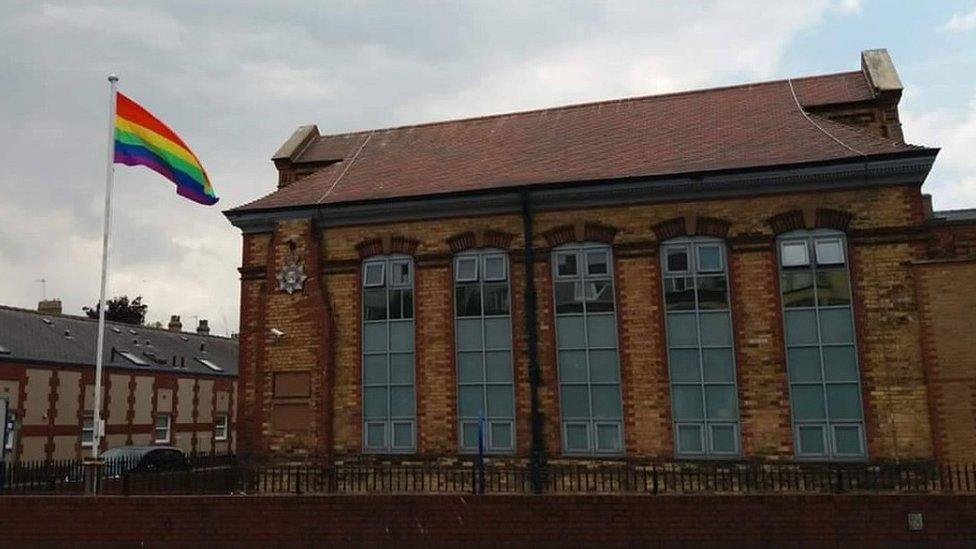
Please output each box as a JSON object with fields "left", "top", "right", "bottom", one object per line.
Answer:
{"left": 92, "top": 74, "right": 118, "bottom": 462}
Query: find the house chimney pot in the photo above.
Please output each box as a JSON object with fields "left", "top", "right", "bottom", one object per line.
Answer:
{"left": 37, "top": 299, "right": 62, "bottom": 315}
{"left": 168, "top": 314, "right": 183, "bottom": 332}
{"left": 196, "top": 319, "right": 210, "bottom": 335}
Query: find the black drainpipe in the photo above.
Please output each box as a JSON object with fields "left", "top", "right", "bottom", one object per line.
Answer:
{"left": 521, "top": 189, "right": 547, "bottom": 493}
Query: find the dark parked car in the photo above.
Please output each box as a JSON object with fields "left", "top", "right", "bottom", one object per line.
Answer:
{"left": 101, "top": 446, "right": 189, "bottom": 478}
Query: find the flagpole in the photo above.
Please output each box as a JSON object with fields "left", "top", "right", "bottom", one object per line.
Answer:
{"left": 91, "top": 74, "right": 118, "bottom": 466}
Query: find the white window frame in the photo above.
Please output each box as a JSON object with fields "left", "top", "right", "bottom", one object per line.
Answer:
{"left": 455, "top": 256, "right": 479, "bottom": 282}
{"left": 814, "top": 237, "right": 845, "bottom": 265}
{"left": 81, "top": 414, "right": 95, "bottom": 448}
{"left": 780, "top": 240, "right": 810, "bottom": 267}
{"left": 482, "top": 254, "right": 507, "bottom": 282}
{"left": 154, "top": 413, "right": 171, "bottom": 444}
{"left": 214, "top": 413, "right": 229, "bottom": 441}
{"left": 363, "top": 262, "right": 385, "bottom": 287}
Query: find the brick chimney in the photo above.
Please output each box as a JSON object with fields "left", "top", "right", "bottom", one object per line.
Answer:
{"left": 37, "top": 299, "right": 62, "bottom": 315}
{"left": 168, "top": 315, "right": 183, "bottom": 332}
{"left": 196, "top": 319, "right": 210, "bottom": 335}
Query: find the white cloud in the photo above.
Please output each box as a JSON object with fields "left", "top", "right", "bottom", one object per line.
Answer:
{"left": 942, "top": 7, "right": 976, "bottom": 32}
{"left": 833, "top": 0, "right": 863, "bottom": 15}
{"left": 903, "top": 98, "right": 976, "bottom": 210}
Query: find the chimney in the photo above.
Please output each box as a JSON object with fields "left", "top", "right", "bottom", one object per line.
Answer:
{"left": 196, "top": 319, "right": 210, "bottom": 335}
{"left": 272, "top": 125, "right": 320, "bottom": 189}
{"left": 37, "top": 299, "right": 62, "bottom": 315}
{"left": 922, "top": 194, "right": 934, "bottom": 220}
{"left": 168, "top": 314, "right": 183, "bottom": 332}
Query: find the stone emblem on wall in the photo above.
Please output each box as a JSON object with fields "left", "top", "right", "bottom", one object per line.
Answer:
{"left": 276, "top": 241, "right": 308, "bottom": 295}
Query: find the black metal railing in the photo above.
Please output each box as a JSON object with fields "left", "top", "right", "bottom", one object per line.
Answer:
{"left": 3, "top": 456, "right": 975, "bottom": 496}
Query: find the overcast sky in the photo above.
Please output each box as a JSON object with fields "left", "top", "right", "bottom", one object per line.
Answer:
{"left": 2, "top": 1, "right": 976, "bottom": 334}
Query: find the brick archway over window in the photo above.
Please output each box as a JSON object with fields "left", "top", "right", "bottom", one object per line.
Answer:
{"left": 766, "top": 208, "right": 853, "bottom": 235}
{"left": 446, "top": 229, "right": 515, "bottom": 253}
{"left": 542, "top": 222, "right": 618, "bottom": 247}
{"left": 355, "top": 235, "right": 420, "bottom": 259}
{"left": 651, "top": 215, "right": 732, "bottom": 241}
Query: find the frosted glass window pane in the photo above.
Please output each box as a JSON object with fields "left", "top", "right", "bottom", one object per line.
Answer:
{"left": 819, "top": 309, "right": 854, "bottom": 344}
{"left": 363, "top": 323, "right": 387, "bottom": 352}
{"left": 699, "top": 312, "right": 731, "bottom": 346}
{"left": 461, "top": 422, "right": 478, "bottom": 449}
{"left": 834, "top": 425, "right": 863, "bottom": 455}
{"left": 485, "top": 351, "right": 512, "bottom": 382}
{"left": 781, "top": 272, "right": 816, "bottom": 308}
{"left": 586, "top": 315, "right": 617, "bottom": 348}
{"left": 672, "top": 386, "right": 704, "bottom": 420}
{"left": 702, "top": 349, "right": 734, "bottom": 383}
{"left": 826, "top": 384, "right": 862, "bottom": 420}
{"left": 785, "top": 310, "right": 818, "bottom": 345}
{"left": 561, "top": 385, "right": 590, "bottom": 418}
{"left": 484, "top": 318, "right": 511, "bottom": 349}
{"left": 389, "top": 353, "right": 413, "bottom": 384}
{"left": 364, "top": 288, "right": 387, "bottom": 320}
{"left": 797, "top": 425, "right": 826, "bottom": 455}
{"left": 556, "top": 252, "right": 579, "bottom": 277}
{"left": 781, "top": 241, "right": 809, "bottom": 267}
{"left": 363, "top": 355, "right": 387, "bottom": 385}
{"left": 586, "top": 250, "right": 609, "bottom": 276}
{"left": 815, "top": 238, "right": 845, "bottom": 265}
{"left": 455, "top": 257, "right": 478, "bottom": 281}
{"left": 791, "top": 385, "right": 825, "bottom": 420}
{"left": 459, "top": 386, "right": 484, "bottom": 417}
{"left": 668, "top": 349, "right": 701, "bottom": 383}
{"left": 363, "top": 387, "right": 387, "bottom": 418}
{"left": 823, "top": 346, "right": 858, "bottom": 382}
{"left": 457, "top": 319, "right": 483, "bottom": 350}
{"left": 565, "top": 423, "right": 588, "bottom": 451}
{"left": 558, "top": 351, "right": 588, "bottom": 383}
{"left": 393, "top": 422, "right": 412, "bottom": 448}
{"left": 664, "top": 277, "right": 696, "bottom": 311}
{"left": 666, "top": 246, "right": 689, "bottom": 273}
{"left": 710, "top": 425, "right": 736, "bottom": 453}
{"left": 696, "top": 244, "right": 723, "bottom": 272}
{"left": 390, "top": 387, "right": 414, "bottom": 416}
{"left": 677, "top": 424, "right": 703, "bottom": 453}
{"left": 483, "top": 255, "right": 507, "bottom": 281}
{"left": 697, "top": 276, "right": 728, "bottom": 310}
{"left": 589, "top": 350, "right": 619, "bottom": 383}
{"left": 705, "top": 385, "right": 737, "bottom": 420}
{"left": 666, "top": 314, "right": 698, "bottom": 346}
{"left": 490, "top": 422, "right": 512, "bottom": 449}
{"left": 486, "top": 386, "right": 514, "bottom": 417}
{"left": 596, "top": 424, "right": 620, "bottom": 452}
{"left": 389, "top": 321, "right": 413, "bottom": 351}
{"left": 458, "top": 352, "right": 484, "bottom": 383}
{"left": 363, "top": 263, "right": 384, "bottom": 287}
{"left": 366, "top": 423, "right": 385, "bottom": 448}
{"left": 591, "top": 385, "right": 621, "bottom": 419}
{"left": 557, "top": 316, "right": 585, "bottom": 348}
{"left": 787, "top": 347, "right": 822, "bottom": 383}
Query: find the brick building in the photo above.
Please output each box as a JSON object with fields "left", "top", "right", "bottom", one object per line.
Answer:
{"left": 225, "top": 49, "right": 976, "bottom": 464}
{"left": 0, "top": 304, "right": 237, "bottom": 461}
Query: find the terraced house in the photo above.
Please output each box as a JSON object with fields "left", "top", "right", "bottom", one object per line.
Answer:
{"left": 225, "top": 49, "right": 976, "bottom": 465}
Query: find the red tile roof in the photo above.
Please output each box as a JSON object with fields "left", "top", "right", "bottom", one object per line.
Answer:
{"left": 232, "top": 70, "right": 927, "bottom": 212}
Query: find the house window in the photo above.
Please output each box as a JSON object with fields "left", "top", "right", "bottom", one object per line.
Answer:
{"left": 778, "top": 230, "right": 865, "bottom": 460}
{"left": 214, "top": 413, "right": 229, "bottom": 441}
{"left": 81, "top": 414, "right": 95, "bottom": 448}
{"left": 455, "top": 250, "right": 515, "bottom": 453}
{"left": 154, "top": 413, "right": 171, "bottom": 444}
{"left": 662, "top": 238, "right": 740, "bottom": 457}
{"left": 362, "top": 255, "right": 416, "bottom": 453}
{"left": 552, "top": 243, "right": 623, "bottom": 454}
{"left": 3, "top": 411, "right": 16, "bottom": 454}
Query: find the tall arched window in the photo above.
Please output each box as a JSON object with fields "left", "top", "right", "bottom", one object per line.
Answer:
{"left": 454, "top": 249, "right": 515, "bottom": 453}
{"left": 552, "top": 242, "right": 623, "bottom": 454}
{"left": 661, "top": 237, "right": 740, "bottom": 457}
{"left": 778, "top": 229, "right": 866, "bottom": 459}
{"left": 362, "top": 254, "right": 415, "bottom": 453}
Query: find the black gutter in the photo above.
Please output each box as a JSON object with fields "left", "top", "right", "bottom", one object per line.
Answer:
{"left": 521, "top": 190, "right": 546, "bottom": 493}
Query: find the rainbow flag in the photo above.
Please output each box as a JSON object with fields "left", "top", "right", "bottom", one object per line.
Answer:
{"left": 113, "top": 93, "right": 218, "bottom": 205}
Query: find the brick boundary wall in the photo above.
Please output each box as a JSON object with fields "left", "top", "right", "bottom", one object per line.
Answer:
{"left": 1, "top": 495, "right": 975, "bottom": 546}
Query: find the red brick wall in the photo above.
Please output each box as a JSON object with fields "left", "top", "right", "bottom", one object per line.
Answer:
{"left": 237, "top": 184, "right": 944, "bottom": 461}
{"left": 2, "top": 494, "right": 975, "bottom": 545}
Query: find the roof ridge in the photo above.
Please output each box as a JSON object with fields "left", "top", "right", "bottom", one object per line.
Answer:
{"left": 0, "top": 304, "right": 236, "bottom": 341}
{"left": 312, "top": 71, "right": 868, "bottom": 140}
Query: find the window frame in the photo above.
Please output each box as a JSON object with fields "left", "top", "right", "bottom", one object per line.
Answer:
{"left": 214, "top": 413, "right": 229, "bottom": 441}
{"left": 81, "top": 413, "right": 95, "bottom": 448}
{"left": 361, "top": 254, "right": 417, "bottom": 454}
{"left": 778, "top": 229, "right": 867, "bottom": 461}
{"left": 661, "top": 236, "right": 741, "bottom": 458}
{"left": 454, "top": 248, "right": 515, "bottom": 454}
{"left": 154, "top": 413, "right": 171, "bottom": 444}
{"left": 551, "top": 242, "right": 624, "bottom": 456}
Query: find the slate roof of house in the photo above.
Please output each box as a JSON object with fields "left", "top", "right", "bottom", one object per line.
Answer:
{"left": 931, "top": 208, "right": 976, "bottom": 224}
{"left": 0, "top": 305, "right": 237, "bottom": 377}
{"left": 230, "top": 69, "right": 932, "bottom": 213}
